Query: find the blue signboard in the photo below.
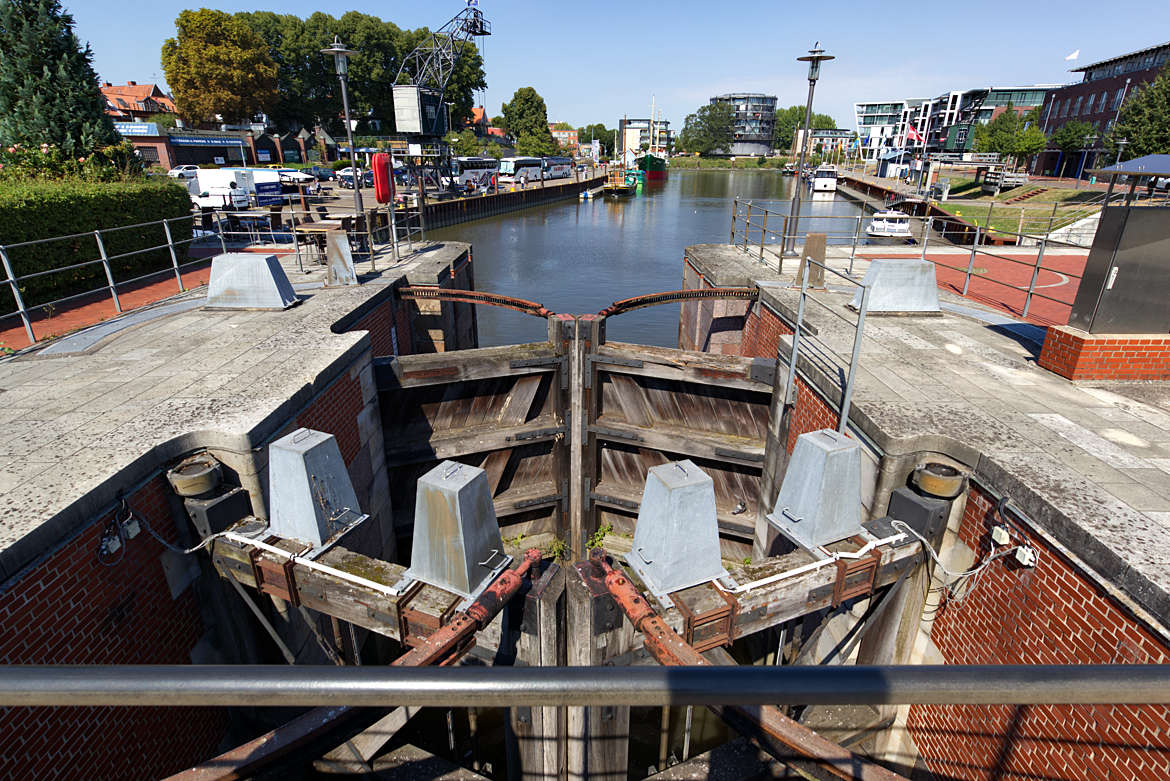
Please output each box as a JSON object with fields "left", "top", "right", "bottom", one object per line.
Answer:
{"left": 114, "top": 122, "right": 160, "bottom": 137}
{"left": 170, "top": 135, "right": 244, "bottom": 147}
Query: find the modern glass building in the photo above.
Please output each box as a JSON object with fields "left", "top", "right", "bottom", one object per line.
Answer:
{"left": 709, "top": 93, "right": 778, "bottom": 155}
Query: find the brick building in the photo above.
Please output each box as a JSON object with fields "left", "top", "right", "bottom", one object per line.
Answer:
{"left": 101, "top": 81, "right": 177, "bottom": 122}
{"left": 549, "top": 124, "right": 579, "bottom": 149}
{"left": 1035, "top": 41, "right": 1170, "bottom": 176}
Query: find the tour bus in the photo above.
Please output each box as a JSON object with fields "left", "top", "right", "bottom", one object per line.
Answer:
{"left": 447, "top": 156, "right": 500, "bottom": 189}
{"left": 542, "top": 156, "right": 573, "bottom": 179}
{"left": 497, "top": 156, "right": 543, "bottom": 183}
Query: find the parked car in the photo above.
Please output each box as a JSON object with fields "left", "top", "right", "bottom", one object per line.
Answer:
{"left": 167, "top": 164, "right": 199, "bottom": 179}
{"left": 338, "top": 169, "right": 373, "bottom": 189}
{"left": 305, "top": 165, "right": 336, "bottom": 181}
{"left": 276, "top": 168, "right": 315, "bottom": 185}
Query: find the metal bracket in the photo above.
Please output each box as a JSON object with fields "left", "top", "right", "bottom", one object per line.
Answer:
{"left": 584, "top": 353, "right": 644, "bottom": 388}
{"left": 509, "top": 356, "right": 565, "bottom": 370}
{"left": 672, "top": 582, "right": 740, "bottom": 652}
{"left": 505, "top": 425, "right": 566, "bottom": 443}
{"left": 588, "top": 425, "right": 642, "bottom": 443}
{"left": 831, "top": 547, "right": 882, "bottom": 608}
{"left": 714, "top": 446, "right": 764, "bottom": 463}
{"left": 589, "top": 492, "right": 638, "bottom": 511}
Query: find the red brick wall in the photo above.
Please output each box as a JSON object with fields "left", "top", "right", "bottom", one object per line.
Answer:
{"left": 785, "top": 377, "right": 840, "bottom": 453}
{"left": 1039, "top": 326, "right": 1170, "bottom": 381}
{"left": 348, "top": 297, "right": 398, "bottom": 358}
{"left": 296, "top": 364, "right": 364, "bottom": 464}
{"left": 0, "top": 476, "right": 227, "bottom": 779}
{"left": 907, "top": 484, "right": 1170, "bottom": 780}
{"left": 741, "top": 302, "right": 792, "bottom": 358}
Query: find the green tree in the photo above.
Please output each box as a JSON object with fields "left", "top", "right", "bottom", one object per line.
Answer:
{"left": 678, "top": 102, "right": 735, "bottom": 155}
{"left": 772, "top": 105, "right": 835, "bottom": 151}
{"left": 445, "top": 129, "right": 483, "bottom": 156}
{"left": 162, "top": 9, "right": 278, "bottom": 124}
{"left": 1107, "top": 65, "right": 1170, "bottom": 160}
{"left": 577, "top": 123, "right": 613, "bottom": 155}
{"left": 552, "top": 121, "right": 573, "bottom": 130}
{"left": 1050, "top": 120, "right": 1095, "bottom": 176}
{"left": 0, "top": 0, "right": 117, "bottom": 157}
{"left": 1016, "top": 125, "right": 1048, "bottom": 167}
{"left": 502, "top": 87, "right": 557, "bottom": 155}
{"left": 147, "top": 112, "right": 179, "bottom": 130}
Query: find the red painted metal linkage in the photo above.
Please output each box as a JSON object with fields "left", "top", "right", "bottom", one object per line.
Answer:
{"left": 392, "top": 548, "right": 543, "bottom": 667}
{"left": 589, "top": 548, "right": 908, "bottom": 781}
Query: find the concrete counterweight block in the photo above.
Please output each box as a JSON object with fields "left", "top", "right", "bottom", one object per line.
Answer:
{"left": 267, "top": 428, "right": 365, "bottom": 549}
{"left": 768, "top": 429, "right": 863, "bottom": 549}
{"left": 626, "top": 460, "right": 728, "bottom": 599}
{"left": 404, "top": 461, "right": 510, "bottom": 600}
{"left": 205, "top": 253, "right": 298, "bottom": 310}
{"left": 849, "top": 258, "right": 940, "bottom": 314}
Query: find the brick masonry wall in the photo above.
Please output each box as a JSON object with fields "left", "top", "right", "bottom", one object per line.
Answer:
{"left": 741, "top": 302, "right": 791, "bottom": 359}
{"left": 1038, "top": 325, "right": 1170, "bottom": 381}
{"left": 0, "top": 476, "right": 227, "bottom": 779}
{"left": 907, "top": 484, "right": 1170, "bottom": 780}
{"left": 347, "top": 297, "right": 398, "bottom": 359}
{"left": 785, "top": 377, "right": 840, "bottom": 453}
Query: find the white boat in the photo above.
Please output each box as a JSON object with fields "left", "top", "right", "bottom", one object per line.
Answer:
{"left": 811, "top": 164, "right": 837, "bottom": 192}
{"left": 866, "top": 210, "right": 914, "bottom": 239}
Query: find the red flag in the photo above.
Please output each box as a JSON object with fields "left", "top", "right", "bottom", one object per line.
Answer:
{"left": 907, "top": 124, "right": 924, "bottom": 144}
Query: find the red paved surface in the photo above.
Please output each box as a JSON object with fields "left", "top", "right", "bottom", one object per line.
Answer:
{"left": 0, "top": 263, "right": 212, "bottom": 351}
{"left": 859, "top": 250, "right": 1089, "bottom": 326}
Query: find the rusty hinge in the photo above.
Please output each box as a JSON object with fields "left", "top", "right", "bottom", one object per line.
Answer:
{"left": 831, "top": 547, "right": 882, "bottom": 608}
{"left": 396, "top": 580, "right": 459, "bottom": 648}
{"left": 248, "top": 537, "right": 305, "bottom": 607}
{"left": 672, "top": 584, "right": 739, "bottom": 652}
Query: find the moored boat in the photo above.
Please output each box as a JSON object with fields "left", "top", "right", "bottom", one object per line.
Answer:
{"left": 866, "top": 209, "right": 915, "bottom": 241}
{"left": 637, "top": 153, "right": 668, "bottom": 181}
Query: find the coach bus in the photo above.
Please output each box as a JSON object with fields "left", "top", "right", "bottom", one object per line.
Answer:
{"left": 498, "top": 156, "right": 543, "bottom": 183}
{"left": 448, "top": 156, "right": 499, "bottom": 189}
{"left": 542, "top": 156, "right": 573, "bottom": 179}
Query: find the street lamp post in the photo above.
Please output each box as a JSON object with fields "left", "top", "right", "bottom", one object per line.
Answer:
{"left": 322, "top": 36, "right": 363, "bottom": 223}
{"left": 785, "top": 43, "right": 834, "bottom": 257}
{"left": 1075, "top": 133, "right": 1098, "bottom": 189}
{"left": 1114, "top": 137, "right": 1129, "bottom": 166}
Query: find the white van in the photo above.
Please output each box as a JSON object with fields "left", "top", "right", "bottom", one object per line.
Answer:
{"left": 220, "top": 168, "right": 284, "bottom": 206}
{"left": 187, "top": 170, "right": 249, "bottom": 209}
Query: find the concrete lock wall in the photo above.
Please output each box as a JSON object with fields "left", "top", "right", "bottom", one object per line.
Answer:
{"left": 0, "top": 245, "right": 475, "bottom": 778}
{"left": 679, "top": 242, "right": 1170, "bottom": 779}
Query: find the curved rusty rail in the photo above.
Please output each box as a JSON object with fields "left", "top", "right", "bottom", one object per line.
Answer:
{"left": 599, "top": 287, "right": 758, "bottom": 317}
{"left": 397, "top": 287, "right": 553, "bottom": 318}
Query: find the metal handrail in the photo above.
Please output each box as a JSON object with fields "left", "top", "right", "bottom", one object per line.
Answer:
{"left": 0, "top": 664, "right": 1166, "bottom": 707}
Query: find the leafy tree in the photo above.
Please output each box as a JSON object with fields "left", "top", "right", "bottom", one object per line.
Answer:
{"left": 1107, "top": 65, "right": 1170, "bottom": 160}
{"left": 0, "top": 0, "right": 117, "bottom": 157}
{"left": 445, "top": 129, "right": 483, "bottom": 157}
{"left": 576, "top": 123, "right": 613, "bottom": 155}
{"left": 502, "top": 87, "right": 557, "bottom": 154}
{"left": 1050, "top": 120, "right": 1095, "bottom": 176}
{"left": 773, "top": 105, "right": 835, "bottom": 151}
{"left": 1016, "top": 125, "right": 1048, "bottom": 166}
{"left": 552, "top": 121, "right": 573, "bottom": 130}
{"left": 147, "top": 112, "right": 179, "bottom": 130}
{"left": 231, "top": 11, "right": 485, "bottom": 133}
{"left": 162, "top": 9, "right": 278, "bottom": 124}
{"left": 678, "top": 102, "right": 735, "bottom": 155}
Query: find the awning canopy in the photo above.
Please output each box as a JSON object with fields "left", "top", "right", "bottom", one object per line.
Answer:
{"left": 1086, "top": 154, "right": 1170, "bottom": 180}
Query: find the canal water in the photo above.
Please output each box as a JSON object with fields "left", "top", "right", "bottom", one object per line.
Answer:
{"left": 431, "top": 170, "right": 864, "bottom": 348}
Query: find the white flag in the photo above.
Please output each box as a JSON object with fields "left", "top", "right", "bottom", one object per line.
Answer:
{"left": 1065, "top": 49, "right": 1080, "bottom": 61}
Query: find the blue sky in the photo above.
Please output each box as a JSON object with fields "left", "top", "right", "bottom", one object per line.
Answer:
{"left": 71, "top": 0, "right": 1170, "bottom": 129}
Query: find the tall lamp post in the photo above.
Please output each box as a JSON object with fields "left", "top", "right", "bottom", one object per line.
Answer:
{"left": 1075, "top": 133, "right": 1098, "bottom": 189}
{"left": 322, "top": 36, "right": 363, "bottom": 221}
{"left": 1114, "top": 137, "right": 1129, "bottom": 166}
{"left": 785, "top": 43, "right": 834, "bottom": 257}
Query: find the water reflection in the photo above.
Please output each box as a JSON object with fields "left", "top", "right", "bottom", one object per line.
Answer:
{"left": 431, "top": 170, "right": 863, "bottom": 348}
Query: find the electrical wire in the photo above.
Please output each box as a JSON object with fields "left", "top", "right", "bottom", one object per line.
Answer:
{"left": 112, "top": 496, "right": 267, "bottom": 560}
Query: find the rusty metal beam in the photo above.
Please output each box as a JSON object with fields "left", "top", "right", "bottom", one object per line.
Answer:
{"left": 599, "top": 287, "right": 758, "bottom": 317}
{"left": 398, "top": 286, "right": 552, "bottom": 317}
{"left": 587, "top": 548, "right": 908, "bottom": 781}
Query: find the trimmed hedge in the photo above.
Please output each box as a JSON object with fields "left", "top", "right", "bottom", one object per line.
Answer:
{"left": 0, "top": 179, "right": 193, "bottom": 314}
